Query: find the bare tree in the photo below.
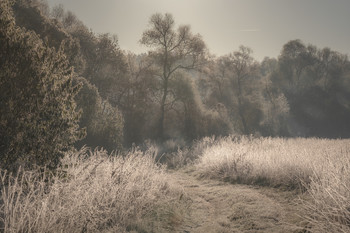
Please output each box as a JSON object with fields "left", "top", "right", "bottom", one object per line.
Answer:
{"left": 140, "top": 13, "right": 206, "bottom": 139}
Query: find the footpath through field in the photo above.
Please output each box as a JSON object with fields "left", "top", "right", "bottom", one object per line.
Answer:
{"left": 170, "top": 168, "right": 309, "bottom": 233}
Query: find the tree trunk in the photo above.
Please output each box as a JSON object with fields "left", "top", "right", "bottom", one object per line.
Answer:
{"left": 236, "top": 76, "right": 249, "bottom": 134}
{"left": 237, "top": 96, "right": 249, "bottom": 134}
{"left": 158, "top": 78, "right": 168, "bottom": 139}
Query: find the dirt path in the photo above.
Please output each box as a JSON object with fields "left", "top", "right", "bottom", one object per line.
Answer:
{"left": 170, "top": 168, "right": 308, "bottom": 233}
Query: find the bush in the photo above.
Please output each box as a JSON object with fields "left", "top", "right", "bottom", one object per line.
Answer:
{"left": 0, "top": 0, "right": 83, "bottom": 170}
{"left": 74, "top": 77, "right": 124, "bottom": 151}
{"left": 0, "top": 148, "right": 183, "bottom": 232}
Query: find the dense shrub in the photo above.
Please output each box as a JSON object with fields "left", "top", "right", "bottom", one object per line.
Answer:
{"left": 0, "top": 0, "right": 83, "bottom": 170}
{"left": 74, "top": 77, "right": 124, "bottom": 151}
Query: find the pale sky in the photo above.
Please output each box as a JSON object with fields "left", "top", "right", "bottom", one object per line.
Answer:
{"left": 46, "top": 0, "right": 350, "bottom": 61}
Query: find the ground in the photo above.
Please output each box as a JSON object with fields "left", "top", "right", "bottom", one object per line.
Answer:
{"left": 169, "top": 168, "right": 310, "bottom": 233}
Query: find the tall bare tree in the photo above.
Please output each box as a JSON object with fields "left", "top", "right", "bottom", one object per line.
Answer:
{"left": 140, "top": 13, "right": 206, "bottom": 139}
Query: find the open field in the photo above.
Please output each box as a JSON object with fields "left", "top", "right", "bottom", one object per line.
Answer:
{"left": 1, "top": 137, "right": 350, "bottom": 232}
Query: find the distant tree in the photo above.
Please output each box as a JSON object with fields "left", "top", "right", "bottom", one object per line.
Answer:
{"left": 257, "top": 57, "right": 289, "bottom": 135}
{"left": 171, "top": 73, "right": 233, "bottom": 139}
{"left": 51, "top": 3, "right": 64, "bottom": 21}
{"left": 71, "top": 30, "right": 128, "bottom": 101}
{"left": 259, "top": 73, "right": 288, "bottom": 135}
{"left": 271, "top": 40, "right": 350, "bottom": 137}
{"left": 314, "top": 47, "right": 349, "bottom": 92}
{"left": 140, "top": 13, "right": 207, "bottom": 139}
{"left": 276, "top": 40, "right": 315, "bottom": 97}
{"left": 225, "top": 46, "right": 260, "bottom": 134}
{"left": 117, "top": 53, "right": 158, "bottom": 145}
{"left": 0, "top": 0, "right": 83, "bottom": 170}
{"left": 92, "top": 33, "right": 128, "bottom": 100}
{"left": 74, "top": 77, "right": 124, "bottom": 151}
{"left": 260, "top": 57, "right": 278, "bottom": 77}
{"left": 68, "top": 23, "right": 97, "bottom": 75}
{"left": 171, "top": 74, "right": 202, "bottom": 139}
{"left": 200, "top": 56, "right": 232, "bottom": 108}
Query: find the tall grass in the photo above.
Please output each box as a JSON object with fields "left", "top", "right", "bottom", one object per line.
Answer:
{"left": 165, "top": 136, "right": 218, "bottom": 169}
{"left": 0, "top": 148, "right": 183, "bottom": 233}
{"left": 303, "top": 151, "right": 350, "bottom": 233}
{"left": 194, "top": 136, "right": 350, "bottom": 232}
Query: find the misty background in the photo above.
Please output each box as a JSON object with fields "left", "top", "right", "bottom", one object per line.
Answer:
{"left": 45, "top": 0, "right": 350, "bottom": 61}
{"left": 1, "top": 0, "right": 350, "bottom": 170}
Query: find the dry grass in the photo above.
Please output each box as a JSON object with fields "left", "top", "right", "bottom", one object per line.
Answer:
{"left": 3, "top": 137, "right": 350, "bottom": 232}
{"left": 165, "top": 136, "right": 218, "bottom": 169}
{"left": 303, "top": 152, "right": 350, "bottom": 233}
{"left": 0, "top": 147, "right": 184, "bottom": 233}
{"left": 193, "top": 136, "right": 350, "bottom": 232}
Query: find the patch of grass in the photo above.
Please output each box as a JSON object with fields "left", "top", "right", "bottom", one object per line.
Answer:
{"left": 165, "top": 136, "right": 219, "bottom": 169}
{"left": 194, "top": 135, "right": 350, "bottom": 232}
{"left": 303, "top": 154, "right": 350, "bottom": 233}
{"left": 195, "top": 136, "right": 343, "bottom": 188}
{"left": 0, "top": 148, "right": 184, "bottom": 232}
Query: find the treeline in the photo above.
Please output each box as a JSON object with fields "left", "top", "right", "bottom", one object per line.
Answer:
{"left": 1, "top": 0, "right": 350, "bottom": 170}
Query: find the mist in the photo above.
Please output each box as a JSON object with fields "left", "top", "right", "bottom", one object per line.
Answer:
{"left": 1, "top": 0, "right": 350, "bottom": 167}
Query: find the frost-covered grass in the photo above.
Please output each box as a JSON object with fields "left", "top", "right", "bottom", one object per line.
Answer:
{"left": 195, "top": 136, "right": 329, "bottom": 188}
{"left": 194, "top": 136, "right": 350, "bottom": 232}
{"left": 303, "top": 154, "right": 350, "bottom": 233}
{"left": 0, "top": 148, "right": 184, "bottom": 233}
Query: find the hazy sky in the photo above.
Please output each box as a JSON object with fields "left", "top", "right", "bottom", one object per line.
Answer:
{"left": 46, "top": 0, "right": 350, "bottom": 61}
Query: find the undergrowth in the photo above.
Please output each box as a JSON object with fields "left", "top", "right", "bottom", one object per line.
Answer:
{"left": 0, "top": 147, "right": 185, "bottom": 233}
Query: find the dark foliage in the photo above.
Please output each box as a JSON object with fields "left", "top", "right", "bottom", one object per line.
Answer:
{"left": 0, "top": 0, "right": 84, "bottom": 170}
